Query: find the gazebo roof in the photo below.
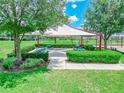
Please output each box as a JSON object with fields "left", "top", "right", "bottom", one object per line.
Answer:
{"left": 43, "top": 25, "right": 96, "bottom": 37}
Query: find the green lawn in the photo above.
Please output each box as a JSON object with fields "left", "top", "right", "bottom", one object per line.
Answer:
{"left": 0, "top": 40, "right": 123, "bottom": 59}
{"left": 0, "top": 41, "right": 36, "bottom": 58}
{"left": 42, "top": 39, "right": 97, "bottom": 45}
{"left": 0, "top": 67, "right": 124, "bottom": 93}
{"left": 0, "top": 40, "right": 93, "bottom": 58}
{"left": 0, "top": 41, "right": 124, "bottom": 93}
{"left": 43, "top": 38, "right": 124, "bottom": 45}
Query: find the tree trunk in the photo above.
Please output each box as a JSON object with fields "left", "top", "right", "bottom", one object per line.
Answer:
{"left": 14, "top": 35, "right": 22, "bottom": 65}
{"left": 104, "top": 39, "right": 107, "bottom": 49}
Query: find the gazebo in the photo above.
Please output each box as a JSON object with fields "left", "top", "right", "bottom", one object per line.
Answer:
{"left": 44, "top": 25, "right": 95, "bottom": 36}
{"left": 43, "top": 25, "right": 102, "bottom": 50}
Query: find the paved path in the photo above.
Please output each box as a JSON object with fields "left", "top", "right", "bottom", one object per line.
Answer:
{"left": 108, "top": 46, "right": 124, "bottom": 53}
{"left": 48, "top": 48, "right": 124, "bottom": 70}
{"left": 48, "top": 57, "right": 124, "bottom": 70}
{"left": 47, "top": 48, "right": 72, "bottom": 57}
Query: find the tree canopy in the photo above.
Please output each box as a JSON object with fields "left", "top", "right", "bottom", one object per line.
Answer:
{"left": 0, "top": 0, "right": 68, "bottom": 63}
{"left": 83, "top": 0, "right": 124, "bottom": 48}
{"left": 0, "top": 0, "right": 67, "bottom": 33}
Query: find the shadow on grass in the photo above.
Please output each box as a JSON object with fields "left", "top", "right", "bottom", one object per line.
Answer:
{"left": 0, "top": 66, "right": 49, "bottom": 88}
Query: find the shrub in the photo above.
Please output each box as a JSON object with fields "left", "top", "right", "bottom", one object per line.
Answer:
{"left": 22, "top": 52, "right": 49, "bottom": 62}
{"left": 7, "top": 45, "right": 49, "bottom": 62}
{"left": 7, "top": 45, "right": 36, "bottom": 57}
{"left": 35, "top": 43, "right": 76, "bottom": 48}
{"left": 21, "top": 45, "right": 36, "bottom": 54}
{"left": 35, "top": 43, "right": 95, "bottom": 50}
{"left": 2, "top": 57, "right": 16, "bottom": 69}
{"left": 66, "top": 50, "right": 122, "bottom": 64}
{"left": 7, "top": 52, "right": 15, "bottom": 57}
{"left": 20, "top": 58, "right": 44, "bottom": 68}
{"left": 83, "top": 44, "right": 95, "bottom": 50}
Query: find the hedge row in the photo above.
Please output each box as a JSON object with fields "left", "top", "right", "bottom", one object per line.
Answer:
{"left": 83, "top": 44, "right": 95, "bottom": 50}
{"left": 66, "top": 50, "right": 122, "bottom": 64}
{"left": 35, "top": 43, "right": 95, "bottom": 50}
{"left": 7, "top": 45, "right": 49, "bottom": 62}
{"left": 35, "top": 43, "right": 76, "bottom": 48}
{"left": 21, "top": 52, "right": 48, "bottom": 62}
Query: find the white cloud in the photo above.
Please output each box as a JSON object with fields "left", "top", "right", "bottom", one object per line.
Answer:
{"left": 67, "top": 0, "right": 85, "bottom": 2}
{"left": 84, "top": 19, "right": 87, "bottom": 23}
{"left": 63, "top": 7, "right": 66, "bottom": 12}
{"left": 69, "top": 16, "right": 78, "bottom": 23}
{"left": 63, "top": 7, "right": 66, "bottom": 16}
{"left": 72, "top": 4, "right": 77, "bottom": 8}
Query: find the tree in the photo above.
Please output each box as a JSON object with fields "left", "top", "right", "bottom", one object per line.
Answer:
{"left": 83, "top": 0, "right": 124, "bottom": 49}
{"left": 0, "top": 0, "right": 67, "bottom": 64}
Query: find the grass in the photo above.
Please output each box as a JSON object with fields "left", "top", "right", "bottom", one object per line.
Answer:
{"left": 0, "top": 40, "right": 124, "bottom": 93}
{"left": 0, "top": 41, "right": 36, "bottom": 58}
{"left": 0, "top": 68, "right": 124, "bottom": 93}
{"left": 0, "top": 40, "right": 123, "bottom": 59}
{"left": 43, "top": 38, "right": 124, "bottom": 45}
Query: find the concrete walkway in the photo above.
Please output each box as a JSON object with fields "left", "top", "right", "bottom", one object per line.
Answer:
{"left": 48, "top": 48, "right": 124, "bottom": 70}
{"left": 48, "top": 57, "right": 124, "bottom": 70}
{"left": 108, "top": 46, "right": 124, "bottom": 53}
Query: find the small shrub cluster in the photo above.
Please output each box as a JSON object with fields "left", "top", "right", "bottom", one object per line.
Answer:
{"left": 2, "top": 57, "right": 16, "bottom": 69}
{"left": 7, "top": 45, "right": 49, "bottom": 62}
{"left": 7, "top": 45, "right": 36, "bottom": 57}
{"left": 66, "top": 50, "right": 122, "bottom": 64}
{"left": 21, "top": 45, "right": 36, "bottom": 53}
{"left": 20, "top": 58, "right": 44, "bottom": 69}
{"left": 83, "top": 44, "right": 95, "bottom": 50}
{"left": 22, "top": 52, "right": 48, "bottom": 62}
{"left": 35, "top": 43, "right": 76, "bottom": 48}
{"left": 5, "top": 45, "right": 48, "bottom": 71}
{"left": 35, "top": 43, "right": 95, "bottom": 50}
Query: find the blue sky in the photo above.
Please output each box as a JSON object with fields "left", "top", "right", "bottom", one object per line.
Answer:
{"left": 65, "top": 0, "right": 90, "bottom": 28}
